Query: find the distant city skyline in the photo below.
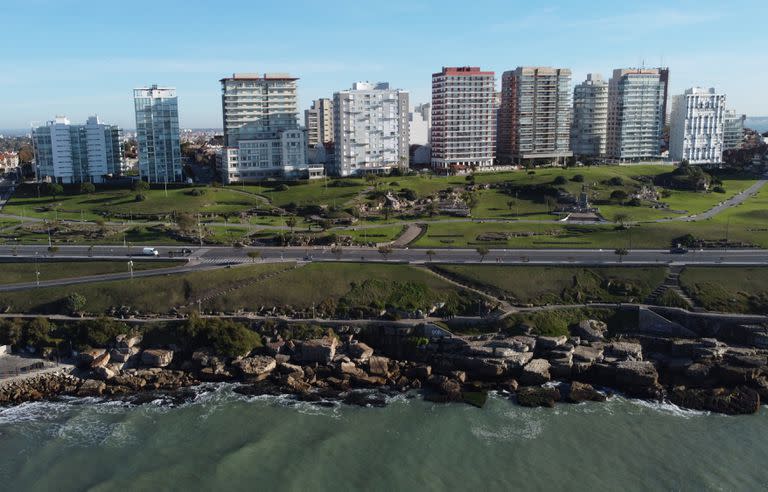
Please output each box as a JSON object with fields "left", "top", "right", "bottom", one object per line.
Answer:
{"left": 1, "top": 0, "right": 767, "bottom": 129}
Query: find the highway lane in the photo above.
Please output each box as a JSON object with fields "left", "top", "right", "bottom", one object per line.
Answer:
{"left": 0, "top": 244, "right": 766, "bottom": 265}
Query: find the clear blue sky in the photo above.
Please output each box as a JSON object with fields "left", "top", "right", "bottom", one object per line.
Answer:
{"left": 1, "top": 0, "right": 766, "bottom": 129}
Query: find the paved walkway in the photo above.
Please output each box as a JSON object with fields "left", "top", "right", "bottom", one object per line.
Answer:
{"left": 670, "top": 179, "right": 767, "bottom": 222}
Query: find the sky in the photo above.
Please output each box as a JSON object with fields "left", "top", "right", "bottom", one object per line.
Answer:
{"left": 1, "top": 0, "right": 767, "bottom": 130}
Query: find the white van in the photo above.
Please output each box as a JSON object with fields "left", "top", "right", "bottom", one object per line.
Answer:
{"left": 142, "top": 247, "right": 159, "bottom": 256}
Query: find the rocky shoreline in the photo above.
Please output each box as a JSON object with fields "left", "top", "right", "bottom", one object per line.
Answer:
{"left": 2, "top": 321, "right": 767, "bottom": 415}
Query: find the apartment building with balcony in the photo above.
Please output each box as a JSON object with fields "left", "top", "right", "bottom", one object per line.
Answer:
{"left": 723, "top": 111, "right": 746, "bottom": 150}
{"left": 332, "top": 82, "right": 409, "bottom": 177}
{"left": 498, "top": 67, "right": 572, "bottom": 165}
{"left": 430, "top": 66, "right": 496, "bottom": 172}
{"left": 33, "top": 115, "right": 123, "bottom": 184}
{"left": 669, "top": 87, "right": 725, "bottom": 164}
{"left": 218, "top": 73, "right": 308, "bottom": 183}
{"left": 305, "top": 98, "right": 334, "bottom": 147}
{"left": 606, "top": 68, "right": 667, "bottom": 161}
{"left": 133, "top": 85, "right": 182, "bottom": 183}
{"left": 570, "top": 73, "right": 609, "bottom": 158}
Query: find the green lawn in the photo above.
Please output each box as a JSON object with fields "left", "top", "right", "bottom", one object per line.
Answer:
{"left": 0, "top": 260, "right": 181, "bottom": 285}
{"left": 0, "top": 263, "right": 292, "bottom": 314}
{"left": 4, "top": 186, "right": 266, "bottom": 220}
{"left": 433, "top": 264, "right": 667, "bottom": 305}
{"left": 338, "top": 225, "right": 405, "bottom": 245}
{"left": 679, "top": 266, "right": 768, "bottom": 314}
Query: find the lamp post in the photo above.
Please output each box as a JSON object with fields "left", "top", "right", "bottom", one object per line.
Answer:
{"left": 128, "top": 260, "right": 134, "bottom": 279}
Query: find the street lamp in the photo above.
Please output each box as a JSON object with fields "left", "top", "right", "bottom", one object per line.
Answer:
{"left": 128, "top": 260, "right": 134, "bottom": 279}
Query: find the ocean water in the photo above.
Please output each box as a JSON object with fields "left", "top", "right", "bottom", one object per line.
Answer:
{"left": 1, "top": 386, "right": 767, "bottom": 491}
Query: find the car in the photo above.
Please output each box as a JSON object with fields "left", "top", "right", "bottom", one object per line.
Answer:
{"left": 142, "top": 247, "right": 159, "bottom": 256}
{"left": 181, "top": 248, "right": 193, "bottom": 255}
{"left": 670, "top": 245, "right": 689, "bottom": 254}
{"left": 303, "top": 255, "right": 314, "bottom": 261}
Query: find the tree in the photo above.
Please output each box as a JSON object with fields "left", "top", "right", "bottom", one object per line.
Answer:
{"left": 286, "top": 216, "right": 298, "bottom": 232}
{"left": 506, "top": 199, "right": 516, "bottom": 212}
{"left": 571, "top": 174, "right": 585, "bottom": 183}
{"left": 0, "top": 319, "right": 23, "bottom": 347}
{"left": 132, "top": 180, "right": 150, "bottom": 192}
{"left": 614, "top": 248, "right": 629, "bottom": 263}
{"left": 65, "top": 292, "right": 87, "bottom": 315}
{"left": 553, "top": 175, "right": 567, "bottom": 185}
{"left": 610, "top": 189, "right": 628, "bottom": 201}
{"left": 24, "top": 317, "right": 52, "bottom": 348}
{"left": 378, "top": 244, "right": 393, "bottom": 260}
{"left": 79, "top": 182, "right": 96, "bottom": 194}
{"left": 426, "top": 250, "right": 436, "bottom": 262}
{"left": 613, "top": 213, "right": 630, "bottom": 228}
{"left": 476, "top": 246, "right": 490, "bottom": 262}
{"left": 545, "top": 196, "right": 558, "bottom": 213}
{"left": 44, "top": 183, "right": 64, "bottom": 200}
{"left": 175, "top": 212, "right": 196, "bottom": 233}
{"left": 246, "top": 251, "right": 261, "bottom": 262}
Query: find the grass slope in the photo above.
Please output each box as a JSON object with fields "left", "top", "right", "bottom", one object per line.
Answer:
{"left": 0, "top": 260, "right": 181, "bottom": 285}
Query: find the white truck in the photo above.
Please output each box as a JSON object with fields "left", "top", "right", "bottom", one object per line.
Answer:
{"left": 142, "top": 247, "right": 159, "bottom": 256}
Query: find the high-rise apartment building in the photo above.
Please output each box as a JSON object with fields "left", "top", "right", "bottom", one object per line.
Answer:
{"left": 723, "top": 111, "right": 746, "bottom": 150}
{"left": 498, "top": 67, "right": 572, "bottom": 165}
{"left": 218, "top": 73, "right": 307, "bottom": 183}
{"left": 305, "top": 98, "right": 334, "bottom": 147}
{"left": 606, "top": 68, "right": 666, "bottom": 161}
{"left": 332, "top": 82, "right": 409, "bottom": 177}
{"left": 431, "top": 67, "right": 496, "bottom": 172}
{"left": 570, "top": 73, "right": 609, "bottom": 158}
{"left": 669, "top": 87, "right": 725, "bottom": 164}
{"left": 409, "top": 103, "right": 431, "bottom": 146}
{"left": 33, "top": 115, "right": 123, "bottom": 184}
{"left": 133, "top": 85, "right": 182, "bottom": 183}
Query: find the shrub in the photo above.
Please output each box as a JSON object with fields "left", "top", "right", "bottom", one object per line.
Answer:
{"left": 132, "top": 180, "right": 150, "bottom": 192}
{"left": 713, "top": 185, "right": 726, "bottom": 193}
{"left": 188, "top": 188, "right": 207, "bottom": 196}
{"left": 610, "top": 190, "right": 628, "bottom": 201}
{"left": 79, "top": 182, "right": 96, "bottom": 194}
{"left": 276, "top": 184, "right": 290, "bottom": 192}
{"left": 553, "top": 176, "right": 568, "bottom": 185}
{"left": 65, "top": 293, "right": 87, "bottom": 315}
{"left": 571, "top": 174, "right": 585, "bottom": 183}
{"left": 144, "top": 315, "right": 262, "bottom": 358}
{"left": 135, "top": 194, "right": 146, "bottom": 202}
{"left": 608, "top": 177, "right": 624, "bottom": 186}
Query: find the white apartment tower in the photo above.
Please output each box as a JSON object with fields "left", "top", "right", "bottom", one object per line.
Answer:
{"left": 409, "top": 103, "right": 431, "bottom": 146}
{"left": 570, "top": 73, "right": 609, "bottom": 158}
{"left": 133, "top": 85, "right": 182, "bottom": 183}
{"left": 498, "top": 67, "right": 573, "bottom": 165}
{"left": 305, "top": 98, "right": 334, "bottom": 147}
{"left": 332, "top": 82, "right": 409, "bottom": 177}
{"left": 219, "top": 73, "right": 308, "bottom": 183}
{"left": 606, "top": 69, "right": 666, "bottom": 161}
{"left": 431, "top": 67, "right": 496, "bottom": 172}
{"left": 33, "top": 115, "right": 123, "bottom": 184}
{"left": 669, "top": 87, "right": 725, "bottom": 164}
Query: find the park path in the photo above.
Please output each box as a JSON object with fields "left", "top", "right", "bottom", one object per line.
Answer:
{"left": 391, "top": 223, "right": 424, "bottom": 247}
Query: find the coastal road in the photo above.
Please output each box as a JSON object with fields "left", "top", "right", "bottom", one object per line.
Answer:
{"left": 1, "top": 244, "right": 766, "bottom": 266}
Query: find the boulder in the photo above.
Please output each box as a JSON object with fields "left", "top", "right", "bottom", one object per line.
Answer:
{"left": 516, "top": 386, "right": 560, "bottom": 408}
{"left": 426, "top": 375, "right": 462, "bottom": 402}
{"left": 669, "top": 386, "right": 760, "bottom": 415}
{"left": 566, "top": 382, "right": 606, "bottom": 403}
{"left": 615, "top": 361, "right": 658, "bottom": 387}
{"left": 198, "top": 367, "right": 233, "bottom": 382}
{"left": 607, "top": 342, "right": 643, "bottom": 361}
{"left": 141, "top": 349, "right": 174, "bottom": 368}
{"left": 573, "top": 345, "right": 603, "bottom": 363}
{"left": 347, "top": 342, "right": 374, "bottom": 361}
{"left": 407, "top": 365, "right": 432, "bottom": 380}
{"left": 110, "top": 374, "right": 147, "bottom": 390}
{"left": 75, "top": 349, "right": 105, "bottom": 369}
{"left": 90, "top": 351, "right": 110, "bottom": 369}
{"left": 76, "top": 379, "right": 106, "bottom": 397}
{"left": 519, "top": 359, "right": 551, "bottom": 385}
{"left": 294, "top": 338, "right": 337, "bottom": 364}
{"left": 232, "top": 355, "right": 277, "bottom": 381}
{"left": 366, "top": 356, "right": 390, "bottom": 377}
{"left": 458, "top": 357, "right": 505, "bottom": 378}
{"left": 93, "top": 366, "right": 115, "bottom": 381}
{"left": 277, "top": 362, "right": 305, "bottom": 378}
{"left": 572, "top": 319, "right": 607, "bottom": 342}
{"left": 116, "top": 334, "right": 142, "bottom": 349}
{"left": 537, "top": 336, "right": 567, "bottom": 350}
{"left": 110, "top": 347, "right": 138, "bottom": 363}
{"left": 502, "top": 352, "right": 534, "bottom": 370}
{"left": 340, "top": 361, "right": 366, "bottom": 378}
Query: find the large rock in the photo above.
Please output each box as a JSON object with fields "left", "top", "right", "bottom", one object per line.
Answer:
{"left": 141, "top": 349, "right": 174, "bottom": 368}
{"left": 347, "top": 342, "right": 374, "bottom": 361}
{"left": 232, "top": 355, "right": 277, "bottom": 381}
{"left": 458, "top": 357, "right": 505, "bottom": 378}
{"left": 615, "top": 361, "right": 659, "bottom": 387}
{"left": 566, "top": 382, "right": 606, "bottom": 403}
{"left": 294, "top": 338, "right": 337, "bottom": 364}
{"left": 110, "top": 347, "right": 139, "bottom": 363}
{"left": 93, "top": 366, "right": 115, "bottom": 381}
{"left": 572, "top": 319, "right": 607, "bottom": 342}
{"left": 116, "top": 334, "right": 142, "bottom": 349}
{"left": 426, "top": 375, "right": 462, "bottom": 402}
{"left": 502, "top": 352, "right": 534, "bottom": 371}
{"left": 516, "top": 386, "right": 560, "bottom": 408}
{"left": 537, "top": 336, "right": 567, "bottom": 350}
{"left": 519, "top": 359, "right": 551, "bottom": 385}
{"left": 366, "top": 356, "right": 390, "bottom": 377}
{"left": 669, "top": 386, "right": 760, "bottom": 415}
{"left": 407, "top": 365, "right": 431, "bottom": 380}
{"left": 607, "top": 342, "right": 643, "bottom": 361}
{"left": 340, "top": 361, "right": 367, "bottom": 378}
{"left": 90, "top": 351, "right": 111, "bottom": 369}
{"left": 573, "top": 345, "right": 603, "bottom": 363}
{"left": 75, "top": 349, "right": 106, "bottom": 369}
{"left": 76, "top": 379, "right": 106, "bottom": 397}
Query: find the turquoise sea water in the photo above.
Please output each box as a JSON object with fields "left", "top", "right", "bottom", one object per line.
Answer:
{"left": 1, "top": 386, "right": 767, "bottom": 491}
